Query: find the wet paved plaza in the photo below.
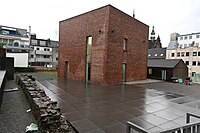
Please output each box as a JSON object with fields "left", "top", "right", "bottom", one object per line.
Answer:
{"left": 31, "top": 72, "right": 200, "bottom": 133}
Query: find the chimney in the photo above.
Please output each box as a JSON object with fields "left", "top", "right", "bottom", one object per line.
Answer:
{"left": 29, "top": 26, "right": 31, "bottom": 36}
{"left": 133, "top": 9, "right": 135, "bottom": 18}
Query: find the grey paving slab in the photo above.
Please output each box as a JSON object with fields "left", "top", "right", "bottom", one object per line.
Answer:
{"left": 27, "top": 72, "right": 200, "bottom": 133}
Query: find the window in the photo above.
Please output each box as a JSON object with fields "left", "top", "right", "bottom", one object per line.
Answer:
{"left": 8, "top": 40, "right": 13, "bottom": 45}
{"left": 193, "top": 52, "right": 197, "bottom": 56}
{"left": 193, "top": 61, "right": 196, "bottom": 66}
{"left": 3, "top": 39, "right": 8, "bottom": 44}
{"left": 2, "top": 30, "right": 9, "bottom": 35}
{"left": 160, "top": 54, "right": 164, "bottom": 56}
{"left": 192, "top": 72, "right": 196, "bottom": 77}
{"left": 180, "top": 36, "right": 183, "bottom": 40}
{"left": 184, "top": 44, "right": 187, "bottom": 48}
{"left": 177, "top": 52, "right": 180, "bottom": 57}
{"left": 36, "top": 47, "right": 39, "bottom": 50}
{"left": 185, "top": 61, "right": 189, "bottom": 65}
{"left": 181, "top": 52, "right": 184, "bottom": 57}
{"left": 56, "top": 57, "right": 58, "bottom": 61}
{"left": 47, "top": 49, "right": 50, "bottom": 51}
{"left": 20, "top": 44, "right": 24, "bottom": 48}
{"left": 8, "top": 43, "right": 12, "bottom": 46}
{"left": 196, "top": 43, "right": 199, "bottom": 47}
{"left": 30, "top": 46, "right": 34, "bottom": 50}
{"left": 44, "top": 55, "right": 50, "bottom": 58}
{"left": 14, "top": 42, "right": 19, "bottom": 47}
{"left": 184, "top": 36, "right": 187, "bottom": 40}
{"left": 186, "top": 52, "right": 189, "bottom": 56}
{"left": 123, "top": 38, "right": 128, "bottom": 52}
{"left": 198, "top": 61, "right": 200, "bottom": 66}
{"left": 198, "top": 52, "right": 200, "bottom": 56}
{"left": 154, "top": 54, "right": 158, "bottom": 56}
{"left": 149, "top": 69, "right": 152, "bottom": 75}
{"left": 180, "top": 44, "right": 183, "bottom": 48}
{"left": 148, "top": 54, "right": 151, "bottom": 57}
{"left": 86, "top": 36, "right": 92, "bottom": 81}
{"left": 40, "top": 40, "right": 46, "bottom": 46}
{"left": 196, "top": 35, "right": 200, "bottom": 38}
{"left": 31, "top": 40, "right": 37, "bottom": 45}
{"left": 44, "top": 48, "right": 46, "bottom": 51}
{"left": 189, "top": 36, "right": 192, "bottom": 39}
{"left": 171, "top": 53, "right": 175, "bottom": 57}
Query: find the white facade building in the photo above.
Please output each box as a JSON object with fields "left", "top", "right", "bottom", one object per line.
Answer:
{"left": 0, "top": 25, "right": 30, "bottom": 67}
{"left": 29, "top": 34, "right": 58, "bottom": 68}
{"left": 166, "top": 32, "right": 200, "bottom": 77}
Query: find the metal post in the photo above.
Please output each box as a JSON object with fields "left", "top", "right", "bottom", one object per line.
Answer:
{"left": 186, "top": 113, "right": 190, "bottom": 124}
{"left": 126, "top": 124, "right": 131, "bottom": 133}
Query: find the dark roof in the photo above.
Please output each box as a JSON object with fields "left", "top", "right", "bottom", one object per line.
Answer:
{"left": 180, "top": 32, "right": 200, "bottom": 36}
{"left": 148, "top": 48, "right": 166, "bottom": 59}
{"left": 148, "top": 59, "right": 182, "bottom": 68}
{"left": 50, "top": 40, "right": 58, "bottom": 47}
{"left": 0, "top": 25, "right": 28, "bottom": 38}
{"left": 167, "top": 41, "right": 177, "bottom": 49}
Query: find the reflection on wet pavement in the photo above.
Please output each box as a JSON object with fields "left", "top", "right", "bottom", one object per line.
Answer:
{"left": 37, "top": 79, "right": 200, "bottom": 133}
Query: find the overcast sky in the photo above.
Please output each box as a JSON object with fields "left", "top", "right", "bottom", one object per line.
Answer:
{"left": 1, "top": 0, "right": 200, "bottom": 47}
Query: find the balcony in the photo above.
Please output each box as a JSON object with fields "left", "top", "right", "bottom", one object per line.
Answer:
{"left": 5, "top": 44, "right": 30, "bottom": 51}
{"left": 35, "top": 58, "right": 52, "bottom": 62}
{"left": 35, "top": 50, "right": 52, "bottom": 55}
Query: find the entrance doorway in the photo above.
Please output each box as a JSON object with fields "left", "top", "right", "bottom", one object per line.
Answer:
{"left": 161, "top": 70, "right": 166, "bottom": 80}
{"left": 122, "top": 64, "right": 126, "bottom": 82}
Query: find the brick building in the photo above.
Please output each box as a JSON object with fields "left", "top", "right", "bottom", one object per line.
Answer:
{"left": 58, "top": 5, "right": 149, "bottom": 84}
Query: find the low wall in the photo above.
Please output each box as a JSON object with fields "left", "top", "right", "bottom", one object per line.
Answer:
{"left": 0, "top": 71, "right": 6, "bottom": 109}
{"left": 0, "top": 57, "right": 14, "bottom": 80}
{"left": 16, "top": 74, "right": 78, "bottom": 133}
{"left": 34, "top": 67, "right": 57, "bottom": 72}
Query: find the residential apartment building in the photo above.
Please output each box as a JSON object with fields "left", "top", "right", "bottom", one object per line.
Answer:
{"left": 166, "top": 32, "right": 200, "bottom": 77}
{"left": 29, "top": 34, "right": 58, "bottom": 68}
{"left": 58, "top": 5, "right": 148, "bottom": 84}
{"left": 0, "top": 25, "right": 30, "bottom": 67}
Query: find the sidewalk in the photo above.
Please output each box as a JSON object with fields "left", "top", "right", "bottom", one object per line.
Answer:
{"left": 0, "top": 80, "right": 36, "bottom": 133}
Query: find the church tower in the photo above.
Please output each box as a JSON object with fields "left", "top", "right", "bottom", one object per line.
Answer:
{"left": 150, "top": 26, "right": 156, "bottom": 41}
{"left": 155, "top": 35, "right": 162, "bottom": 48}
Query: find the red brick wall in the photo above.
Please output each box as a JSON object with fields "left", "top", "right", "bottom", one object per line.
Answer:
{"left": 58, "top": 5, "right": 149, "bottom": 84}
{"left": 173, "top": 60, "right": 188, "bottom": 79}
{"left": 58, "top": 6, "right": 110, "bottom": 83}
{"left": 105, "top": 6, "right": 149, "bottom": 84}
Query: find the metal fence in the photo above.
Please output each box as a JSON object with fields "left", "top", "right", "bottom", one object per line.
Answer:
{"left": 126, "top": 113, "right": 200, "bottom": 133}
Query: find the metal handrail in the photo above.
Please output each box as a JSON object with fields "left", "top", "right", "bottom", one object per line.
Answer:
{"left": 186, "top": 113, "right": 200, "bottom": 124}
{"left": 126, "top": 121, "right": 148, "bottom": 133}
{"left": 126, "top": 113, "right": 200, "bottom": 133}
{"left": 161, "top": 121, "right": 200, "bottom": 133}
